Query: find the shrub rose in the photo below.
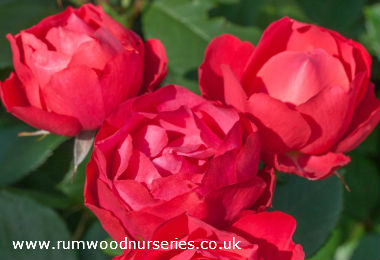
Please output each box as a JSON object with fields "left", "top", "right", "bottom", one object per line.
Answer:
{"left": 117, "top": 211, "right": 304, "bottom": 260}
{"left": 0, "top": 4, "right": 167, "bottom": 136}
{"left": 85, "top": 85, "right": 274, "bottom": 242}
{"left": 199, "top": 17, "right": 380, "bottom": 179}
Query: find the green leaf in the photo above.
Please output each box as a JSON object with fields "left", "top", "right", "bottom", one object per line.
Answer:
{"left": 333, "top": 219, "right": 365, "bottom": 260}
{"left": 341, "top": 154, "right": 379, "bottom": 221}
{"left": 272, "top": 174, "right": 343, "bottom": 257}
{"left": 101, "top": 237, "right": 123, "bottom": 257}
{"left": 0, "top": 0, "right": 59, "bottom": 68}
{"left": 18, "top": 140, "right": 73, "bottom": 194}
{"left": 310, "top": 216, "right": 365, "bottom": 260}
{"left": 360, "top": 3, "right": 380, "bottom": 60}
{"left": 78, "top": 221, "right": 111, "bottom": 260}
{"left": 295, "top": 0, "right": 367, "bottom": 37}
{"left": 351, "top": 233, "right": 380, "bottom": 260}
{"left": 0, "top": 190, "right": 76, "bottom": 260}
{"left": 0, "top": 122, "right": 67, "bottom": 186}
{"left": 142, "top": 0, "right": 261, "bottom": 93}
{"left": 6, "top": 188, "right": 71, "bottom": 210}
{"left": 352, "top": 127, "right": 379, "bottom": 158}
{"left": 211, "top": 0, "right": 309, "bottom": 29}
{"left": 309, "top": 228, "right": 341, "bottom": 260}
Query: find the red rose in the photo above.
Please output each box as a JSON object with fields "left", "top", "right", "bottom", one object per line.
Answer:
{"left": 0, "top": 4, "right": 167, "bottom": 136}
{"left": 117, "top": 211, "right": 304, "bottom": 260}
{"left": 199, "top": 17, "right": 380, "bottom": 179}
{"left": 85, "top": 85, "right": 274, "bottom": 243}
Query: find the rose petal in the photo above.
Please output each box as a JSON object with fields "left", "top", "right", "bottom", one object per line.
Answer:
{"left": 0, "top": 72, "right": 29, "bottom": 109}
{"left": 231, "top": 211, "right": 304, "bottom": 260}
{"left": 247, "top": 93, "right": 311, "bottom": 153}
{"left": 120, "top": 150, "right": 161, "bottom": 187}
{"left": 272, "top": 152, "right": 350, "bottom": 180}
{"left": 204, "top": 177, "right": 266, "bottom": 227}
{"left": 45, "top": 26, "right": 93, "bottom": 56}
{"left": 7, "top": 34, "right": 43, "bottom": 108}
{"left": 297, "top": 78, "right": 361, "bottom": 154}
{"left": 85, "top": 204, "right": 128, "bottom": 243}
{"left": 26, "top": 47, "right": 71, "bottom": 86}
{"left": 129, "top": 192, "right": 205, "bottom": 239}
{"left": 156, "top": 85, "right": 205, "bottom": 112}
{"left": 100, "top": 52, "right": 144, "bottom": 115}
{"left": 252, "top": 167, "right": 276, "bottom": 211}
{"left": 287, "top": 21, "right": 339, "bottom": 56}
{"left": 68, "top": 39, "right": 113, "bottom": 71}
{"left": 194, "top": 101, "right": 240, "bottom": 138}
{"left": 242, "top": 17, "right": 293, "bottom": 93}
{"left": 115, "top": 179, "right": 157, "bottom": 210}
{"left": 133, "top": 124, "right": 168, "bottom": 157}
{"left": 84, "top": 159, "right": 129, "bottom": 243}
{"left": 150, "top": 174, "right": 196, "bottom": 201}
{"left": 77, "top": 4, "right": 144, "bottom": 53}
{"left": 221, "top": 64, "right": 248, "bottom": 111}
{"left": 255, "top": 49, "right": 349, "bottom": 105}
{"left": 130, "top": 85, "right": 204, "bottom": 114}
{"left": 112, "top": 134, "right": 133, "bottom": 179}
{"left": 43, "top": 66, "right": 105, "bottom": 130}
{"left": 64, "top": 11, "right": 94, "bottom": 35}
{"left": 199, "top": 34, "right": 254, "bottom": 102}
{"left": 334, "top": 83, "right": 380, "bottom": 153}
{"left": 10, "top": 106, "right": 82, "bottom": 136}
{"left": 235, "top": 131, "right": 261, "bottom": 180}
{"left": 1, "top": 73, "right": 81, "bottom": 136}
{"left": 141, "top": 39, "right": 168, "bottom": 92}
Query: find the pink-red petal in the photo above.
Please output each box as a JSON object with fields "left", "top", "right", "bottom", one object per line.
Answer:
{"left": 42, "top": 66, "right": 105, "bottom": 130}
{"left": 199, "top": 34, "right": 254, "bottom": 102}
{"left": 242, "top": 17, "right": 293, "bottom": 94}
{"left": 334, "top": 83, "right": 380, "bottom": 153}
{"left": 297, "top": 83, "right": 359, "bottom": 154}
{"left": 221, "top": 64, "right": 248, "bottom": 111}
{"left": 272, "top": 152, "right": 350, "bottom": 180}
{"left": 255, "top": 49, "right": 349, "bottom": 105}
{"left": 0, "top": 72, "right": 29, "bottom": 109}
{"left": 247, "top": 93, "right": 311, "bottom": 153}
{"left": 141, "top": 39, "right": 168, "bottom": 92}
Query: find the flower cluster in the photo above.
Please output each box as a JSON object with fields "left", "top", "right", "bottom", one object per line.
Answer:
{"left": 1, "top": 4, "right": 379, "bottom": 260}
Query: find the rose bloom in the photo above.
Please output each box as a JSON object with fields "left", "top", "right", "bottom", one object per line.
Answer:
{"left": 199, "top": 17, "right": 380, "bottom": 179}
{"left": 0, "top": 4, "right": 167, "bottom": 136}
{"left": 85, "top": 85, "right": 274, "bottom": 243}
{"left": 117, "top": 211, "right": 304, "bottom": 260}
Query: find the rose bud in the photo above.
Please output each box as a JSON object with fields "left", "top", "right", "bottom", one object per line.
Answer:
{"left": 85, "top": 85, "right": 275, "bottom": 242}
{"left": 116, "top": 211, "right": 304, "bottom": 260}
{"left": 0, "top": 4, "right": 167, "bottom": 137}
{"left": 199, "top": 17, "right": 380, "bottom": 180}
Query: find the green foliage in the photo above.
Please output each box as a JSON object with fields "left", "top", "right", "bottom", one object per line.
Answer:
{"left": 78, "top": 221, "right": 111, "bottom": 260}
{"left": 143, "top": 0, "right": 261, "bottom": 93}
{"left": 0, "top": 0, "right": 378, "bottom": 259}
{"left": 342, "top": 154, "right": 379, "bottom": 221}
{"left": 294, "top": 0, "right": 368, "bottom": 36}
{"left": 360, "top": 4, "right": 380, "bottom": 60}
{"left": 0, "top": 120, "right": 67, "bottom": 186}
{"left": 351, "top": 233, "right": 380, "bottom": 260}
{"left": 273, "top": 174, "right": 343, "bottom": 257}
{"left": 0, "top": 190, "right": 76, "bottom": 260}
{"left": 210, "top": 0, "right": 310, "bottom": 29}
{"left": 100, "top": 237, "right": 123, "bottom": 257}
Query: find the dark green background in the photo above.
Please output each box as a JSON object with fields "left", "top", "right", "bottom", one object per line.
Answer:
{"left": 0, "top": 0, "right": 379, "bottom": 259}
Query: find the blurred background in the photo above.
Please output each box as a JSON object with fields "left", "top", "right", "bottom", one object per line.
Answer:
{"left": 0, "top": 0, "right": 379, "bottom": 259}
